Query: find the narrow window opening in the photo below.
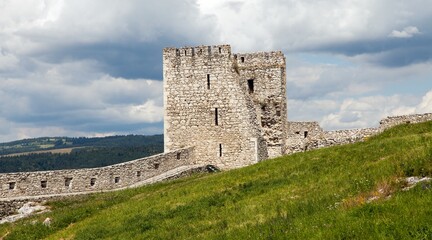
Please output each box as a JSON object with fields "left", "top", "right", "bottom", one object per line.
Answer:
{"left": 219, "top": 144, "right": 223, "bottom": 157}
{"left": 295, "top": 131, "right": 300, "bottom": 134}
{"left": 207, "top": 74, "right": 210, "bottom": 89}
{"left": 114, "top": 177, "right": 120, "bottom": 184}
{"left": 90, "top": 178, "right": 96, "bottom": 187}
{"left": 215, "top": 108, "right": 219, "bottom": 126}
{"left": 234, "top": 54, "right": 238, "bottom": 60}
{"left": 208, "top": 46, "right": 211, "bottom": 54}
{"left": 176, "top": 49, "right": 180, "bottom": 56}
{"left": 184, "top": 50, "right": 187, "bottom": 56}
{"left": 9, "top": 182, "right": 15, "bottom": 190}
{"left": 192, "top": 48, "right": 195, "bottom": 56}
{"left": 41, "top": 180, "right": 47, "bottom": 189}
{"left": 304, "top": 131, "right": 308, "bottom": 138}
{"left": 247, "top": 79, "right": 254, "bottom": 93}
{"left": 276, "top": 110, "right": 281, "bottom": 116}
{"left": 65, "top": 177, "right": 72, "bottom": 187}
{"left": 199, "top": 49, "right": 203, "bottom": 54}
{"left": 137, "top": 171, "right": 141, "bottom": 177}
{"left": 154, "top": 163, "right": 160, "bottom": 169}
{"left": 177, "top": 152, "right": 181, "bottom": 160}
{"left": 241, "top": 57, "right": 245, "bottom": 63}
{"left": 219, "top": 47, "right": 222, "bottom": 53}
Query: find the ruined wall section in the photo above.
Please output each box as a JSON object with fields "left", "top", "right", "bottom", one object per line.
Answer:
{"left": 0, "top": 147, "right": 193, "bottom": 199}
{"left": 235, "top": 51, "right": 287, "bottom": 158}
{"left": 286, "top": 122, "right": 378, "bottom": 154}
{"left": 163, "top": 45, "right": 267, "bottom": 169}
{"left": 379, "top": 113, "right": 432, "bottom": 130}
{"left": 285, "top": 113, "right": 432, "bottom": 154}
{"left": 285, "top": 121, "right": 323, "bottom": 154}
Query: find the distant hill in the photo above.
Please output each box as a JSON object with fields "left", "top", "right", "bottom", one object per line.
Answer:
{"left": 0, "top": 135, "right": 163, "bottom": 173}
{"left": 0, "top": 122, "right": 431, "bottom": 239}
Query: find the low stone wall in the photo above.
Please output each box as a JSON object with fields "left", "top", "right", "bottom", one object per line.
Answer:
{"left": 0, "top": 195, "right": 63, "bottom": 220}
{"left": 0, "top": 199, "right": 28, "bottom": 219}
{"left": 0, "top": 147, "right": 194, "bottom": 199}
{"left": 379, "top": 113, "right": 432, "bottom": 130}
{"left": 285, "top": 113, "right": 432, "bottom": 154}
{"left": 285, "top": 127, "right": 378, "bottom": 154}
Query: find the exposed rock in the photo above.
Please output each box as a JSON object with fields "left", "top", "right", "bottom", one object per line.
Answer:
{"left": 403, "top": 176, "right": 432, "bottom": 191}
{"left": 0, "top": 201, "right": 48, "bottom": 224}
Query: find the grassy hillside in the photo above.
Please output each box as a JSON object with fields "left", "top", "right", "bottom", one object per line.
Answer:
{"left": 1, "top": 122, "right": 431, "bottom": 239}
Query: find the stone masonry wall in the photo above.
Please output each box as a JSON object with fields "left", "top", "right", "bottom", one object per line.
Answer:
{"left": 0, "top": 147, "right": 194, "bottom": 199}
{"left": 163, "top": 45, "right": 269, "bottom": 169}
{"left": 379, "top": 113, "right": 432, "bottom": 130}
{"left": 285, "top": 113, "right": 432, "bottom": 154}
{"left": 236, "top": 51, "right": 287, "bottom": 158}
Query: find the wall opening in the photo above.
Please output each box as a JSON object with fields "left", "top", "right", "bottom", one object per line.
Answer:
{"left": 177, "top": 152, "right": 181, "bottom": 160}
{"left": 154, "top": 163, "right": 160, "bottom": 169}
{"left": 207, "top": 74, "right": 210, "bottom": 89}
{"left": 247, "top": 79, "right": 254, "bottom": 93}
{"left": 176, "top": 49, "right": 180, "bottom": 56}
{"left": 9, "top": 182, "right": 15, "bottom": 190}
{"left": 241, "top": 56, "right": 245, "bottom": 63}
{"left": 65, "top": 178, "right": 72, "bottom": 188}
{"left": 184, "top": 50, "right": 187, "bottom": 56}
{"left": 276, "top": 110, "right": 281, "bottom": 116}
{"left": 215, "top": 108, "right": 219, "bottom": 126}
{"left": 219, "top": 47, "right": 222, "bottom": 53}
{"left": 295, "top": 131, "right": 300, "bottom": 134}
{"left": 304, "top": 131, "right": 308, "bottom": 138}
{"left": 137, "top": 171, "right": 141, "bottom": 177}
{"left": 41, "top": 180, "right": 47, "bottom": 189}
{"left": 219, "top": 144, "right": 223, "bottom": 157}
{"left": 90, "top": 178, "right": 96, "bottom": 187}
{"left": 114, "top": 177, "right": 120, "bottom": 184}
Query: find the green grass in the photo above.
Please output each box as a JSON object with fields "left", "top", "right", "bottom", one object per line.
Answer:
{"left": 1, "top": 121, "right": 432, "bottom": 239}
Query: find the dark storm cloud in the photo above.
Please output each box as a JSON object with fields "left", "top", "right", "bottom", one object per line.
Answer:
{"left": 313, "top": 35, "right": 432, "bottom": 67}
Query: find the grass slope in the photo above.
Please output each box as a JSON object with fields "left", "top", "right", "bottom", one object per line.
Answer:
{"left": 1, "top": 122, "right": 431, "bottom": 239}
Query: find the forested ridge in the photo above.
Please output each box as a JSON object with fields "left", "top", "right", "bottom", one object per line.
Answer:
{"left": 0, "top": 135, "right": 163, "bottom": 173}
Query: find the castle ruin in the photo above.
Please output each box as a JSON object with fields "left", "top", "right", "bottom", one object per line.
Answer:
{"left": 163, "top": 45, "right": 287, "bottom": 169}
{"left": 1, "top": 44, "right": 432, "bottom": 208}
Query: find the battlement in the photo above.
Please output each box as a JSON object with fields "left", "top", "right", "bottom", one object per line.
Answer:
{"left": 163, "top": 44, "right": 232, "bottom": 59}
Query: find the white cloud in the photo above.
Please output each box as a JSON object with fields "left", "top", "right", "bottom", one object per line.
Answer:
{"left": 416, "top": 90, "right": 432, "bottom": 113}
{"left": 198, "top": 0, "right": 432, "bottom": 52}
{"left": 389, "top": 26, "right": 421, "bottom": 38}
{"left": 0, "top": 0, "right": 431, "bottom": 142}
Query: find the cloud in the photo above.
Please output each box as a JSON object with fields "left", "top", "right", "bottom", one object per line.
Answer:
{"left": 1, "top": 0, "right": 218, "bottom": 79}
{"left": 199, "top": 0, "right": 432, "bottom": 68}
{"left": 319, "top": 94, "right": 419, "bottom": 130}
{"left": 0, "top": 57, "right": 164, "bottom": 142}
{"left": 0, "top": 0, "right": 431, "bottom": 143}
{"left": 389, "top": 26, "right": 421, "bottom": 38}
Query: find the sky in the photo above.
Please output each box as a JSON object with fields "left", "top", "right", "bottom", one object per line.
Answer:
{"left": 0, "top": 0, "right": 431, "bottom": 143}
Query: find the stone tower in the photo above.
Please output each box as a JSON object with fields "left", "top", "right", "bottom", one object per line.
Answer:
{"left": 163, "top": 45, "right": 286, "bottom": 169}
